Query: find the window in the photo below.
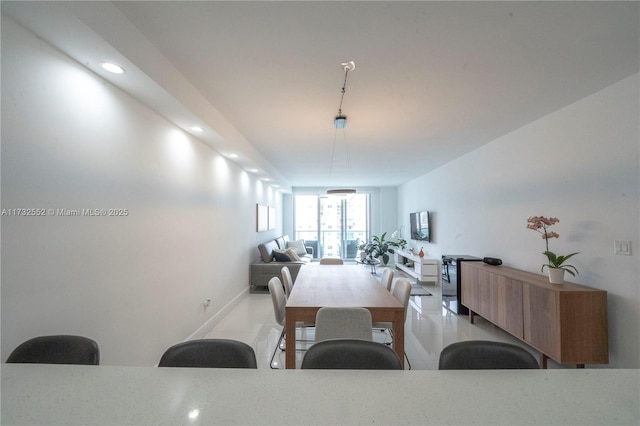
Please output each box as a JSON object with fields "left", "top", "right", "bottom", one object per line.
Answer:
{"left": 294, "top": 193, "right": 369, "bottom": 259}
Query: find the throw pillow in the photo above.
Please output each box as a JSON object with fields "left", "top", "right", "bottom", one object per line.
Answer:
{"left": 272, "top": 249, "right": 291, "bottom": 262}
{"left": 286, "top": 248, "right": 302, "bottom": 262}
{"left": 286, "top": 239, "right": 307, "bottom": 255}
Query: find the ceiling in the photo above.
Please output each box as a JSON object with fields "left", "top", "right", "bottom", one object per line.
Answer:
{"left": 3, "top": 1, "right": 639, "bottom": 190}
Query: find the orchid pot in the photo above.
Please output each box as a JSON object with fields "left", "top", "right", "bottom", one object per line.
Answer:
{"left": 527, "top": 216, "right": 579, "bottom": 284}
{"left": 547, "top": 267, "right": 565, "bottom": 284}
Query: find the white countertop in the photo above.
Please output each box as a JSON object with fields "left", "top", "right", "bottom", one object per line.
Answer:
{"left": 2, "top": 364, "right": 639, "bottom": 425}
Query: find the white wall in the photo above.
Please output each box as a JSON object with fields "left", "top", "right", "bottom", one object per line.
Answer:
{"left": 1, "top": 16, "right": 282, "bottom": 365}
{"left": 289, "top": 186, "right": 398, "bottom": 240}
{"left": 378, "top": 186, "right": 398, "bottom": 237}
{"left": 398, "top": 74, "right": 640, "bottom": 368}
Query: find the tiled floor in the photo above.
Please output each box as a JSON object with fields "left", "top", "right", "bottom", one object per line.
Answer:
{"left": 203, "top": 267, "right": 541, "bottom": 369}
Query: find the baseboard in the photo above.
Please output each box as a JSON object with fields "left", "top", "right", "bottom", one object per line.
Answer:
{"left": 185, "top": 287, "right": 250, "bottom": 341}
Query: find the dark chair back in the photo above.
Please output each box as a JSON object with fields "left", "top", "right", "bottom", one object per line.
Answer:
{"left": 301, "top": 339, "right": 402, "bottom": 370}
{"left": 438, "top": 340, "right": 539, "bottom": 369}
{"left": 7, "top": 335, "right": 100, "bottom": 365}
{"left": 158, "top": 339, "right": 257, "bottom": 368}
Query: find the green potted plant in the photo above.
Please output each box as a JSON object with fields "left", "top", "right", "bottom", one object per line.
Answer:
{"left": 391, "top": 229, "right": 407, "bottom": 251}
{"left": 395, "top": 238, "right": 407, "bottom": 251}
{"left": 526, "top": 216, "right": 579, "bottom": 284}
{"left": 358, "top": 232, "right": 405, "bottom": 266}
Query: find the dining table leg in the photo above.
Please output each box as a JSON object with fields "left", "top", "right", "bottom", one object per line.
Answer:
{"left": 392, "top": 311, "right": 405, "bottom": 369}
{"left": 285, "top": 308, "right": 296, "bottom": 369}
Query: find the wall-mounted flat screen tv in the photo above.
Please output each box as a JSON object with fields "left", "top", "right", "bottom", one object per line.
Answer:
{"left": 410, "top": 211, "right": 430, "bottom": 242}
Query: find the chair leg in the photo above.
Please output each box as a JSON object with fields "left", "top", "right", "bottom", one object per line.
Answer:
{"left": 270, "top": 327, "right": 286, "bottom": 369}
{"left": 377, "top": 328, "right": 410, "bottom": 369}
{"left": 270, "top": 326, "right": 313, "bottom": 369}
{"left": 375, "top": 327, "right": 392, "bottom": 344}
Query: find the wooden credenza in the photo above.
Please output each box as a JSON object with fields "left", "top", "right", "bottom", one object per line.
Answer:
{"left": 461, "top": 262, "right": 608, "bottom": 368}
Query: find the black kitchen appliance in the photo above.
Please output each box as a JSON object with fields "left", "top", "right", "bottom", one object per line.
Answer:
{"left": 441, "top": 255, "right": 483, "bottom": 315}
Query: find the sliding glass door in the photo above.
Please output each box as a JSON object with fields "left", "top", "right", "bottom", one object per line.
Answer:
{"left": 294, "top": 193, "right": 369, "bottom": 259}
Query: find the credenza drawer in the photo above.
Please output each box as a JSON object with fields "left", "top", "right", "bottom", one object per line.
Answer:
{"left": 415, "top": 264, "right": 438, "bottom": 276}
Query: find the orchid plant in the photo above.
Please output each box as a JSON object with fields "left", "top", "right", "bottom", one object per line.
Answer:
{"left": 526, "top": 216, "right": 579, "bottom": 276}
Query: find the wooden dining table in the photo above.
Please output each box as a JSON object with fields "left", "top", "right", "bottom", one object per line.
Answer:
{"left": 285, "top": 264, "right": 405, "bottom": 369}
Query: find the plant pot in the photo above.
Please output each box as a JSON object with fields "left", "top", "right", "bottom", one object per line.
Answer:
{"left": 548, "top": 268, "right": 565, "bottom": 284}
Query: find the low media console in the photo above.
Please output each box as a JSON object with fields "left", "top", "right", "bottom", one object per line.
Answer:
{"left": 394, "top": 249, "right": 440, "bottom": 284}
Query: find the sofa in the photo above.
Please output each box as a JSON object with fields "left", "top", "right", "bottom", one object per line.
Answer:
{"left": 250, "top": 235, "right": 313, "bottom": 293}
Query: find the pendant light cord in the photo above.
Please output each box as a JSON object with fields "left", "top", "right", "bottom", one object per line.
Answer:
{"left": 328, "top": 125, "right": 354, "bottom": 191}
{"left": 337, "top": 67, "right": 350, "bottom": 117}
{"left": 329, "top": 126, "right": 339, "bottom": 187}
{"left": 329, "top": 61, "right": 356, "bottom": 192}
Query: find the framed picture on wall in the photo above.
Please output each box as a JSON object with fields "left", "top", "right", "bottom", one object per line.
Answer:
{"left": 268, "top": 206, "right": 276, "bottom": 230}
{"left": 256, "top": 204, "right": 268, "bottom": 232}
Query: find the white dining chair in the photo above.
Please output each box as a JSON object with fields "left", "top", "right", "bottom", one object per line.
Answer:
{"left": 314, "top": 307, "right": 373, "bottom": 343}
{"left": 380, "top": 268, "right": 394, "bottom": 291}
{"left": 281, "top": 266, "right": 294, "bottom": 298}
{"left": 268, "top": 277, "right": 313, "bottom": 368}
{"left": 372, "top": 278, "right": 412, "bottom": 369}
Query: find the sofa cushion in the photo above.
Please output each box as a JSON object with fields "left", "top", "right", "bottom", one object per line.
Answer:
{"left": 286, "top": 248, "right": 302, "bottom": 261}
{"left": 286, "top": 239, "right": 307, "bottom": 255}
{"left": 275, "top": 236, "right": 286, "bottom": 249}
{"left": 258, "top": 240, "right": 280, "bottom": 263}
{"left": 273, "top": 249, "right": 292, "bottom": 262}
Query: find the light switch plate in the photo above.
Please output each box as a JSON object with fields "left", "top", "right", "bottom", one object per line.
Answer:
{"left": 614, "top": 240, "right": 632, "bottom": 256}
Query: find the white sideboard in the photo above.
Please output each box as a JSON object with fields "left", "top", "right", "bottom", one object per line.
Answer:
{"left": 395, "top": 249, "right": 440, "bottom": 284}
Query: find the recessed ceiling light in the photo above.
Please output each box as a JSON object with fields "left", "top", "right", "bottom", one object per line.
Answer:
{"left": 228, "top": 153, "right": 239, "bottom": 159}
{"left": 247, "top": 168, "right": 258, "bottom": 173}
{"left": 191, "top": 126, "right": 203, "bottom": 132}
{"left": 262, "top": 178, "right": 271, "bottom": 182}
{"left": 101, "top": 62, "right": 125, "bottom": 74}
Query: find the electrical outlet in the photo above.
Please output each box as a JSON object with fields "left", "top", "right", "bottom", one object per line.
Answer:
{"left": 614, "top": 240, "right": 632, "bottom": 256}
{"left": 203, "top": 298, "right": 211, "bottom": 308}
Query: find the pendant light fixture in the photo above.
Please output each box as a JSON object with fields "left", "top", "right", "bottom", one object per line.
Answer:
{"left": 327, "top": 61, "right": 356, "bottom": 196}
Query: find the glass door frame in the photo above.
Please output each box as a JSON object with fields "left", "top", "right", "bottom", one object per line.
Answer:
{"left": 293, "top": 192, "right": 370, "bottom": 260}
